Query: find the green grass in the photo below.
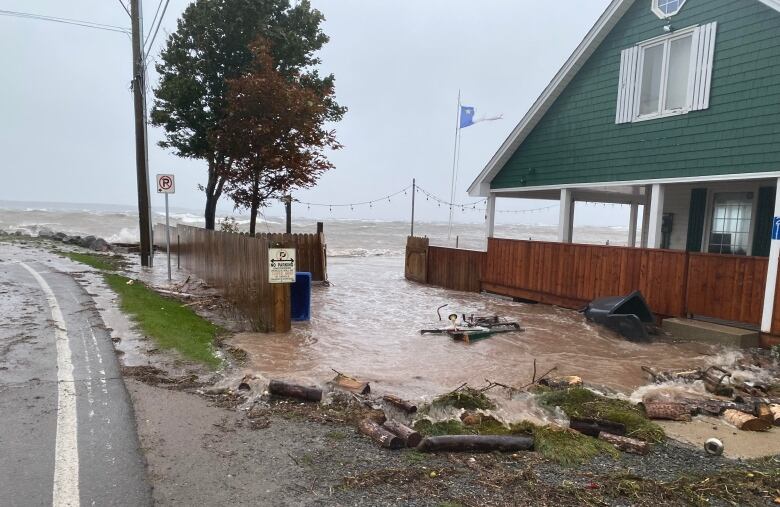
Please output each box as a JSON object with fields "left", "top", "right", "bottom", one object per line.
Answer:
{"left": 429, "top": 387, "right": 496, "bottom": 411}
{"left": 538, "top": 387, "right": 665, "bottom": 443}
{"left": 104, "top": 274, "right": 221, "bottom": 367}
{"left": 59, "top": 251, "right": 126, "bottom": 271}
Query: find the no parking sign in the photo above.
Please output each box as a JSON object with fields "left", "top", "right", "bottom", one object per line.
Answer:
{"left": 157, "top": 174, "right": 175, "bottom": 194}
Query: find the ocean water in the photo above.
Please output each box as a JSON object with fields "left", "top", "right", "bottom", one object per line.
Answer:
{"left": 0, "top": 199, "right": 633, "bottom": 255}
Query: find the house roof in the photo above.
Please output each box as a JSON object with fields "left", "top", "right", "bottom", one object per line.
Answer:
{"left": 467, "top": 0, "right": 780, "bottom": 197}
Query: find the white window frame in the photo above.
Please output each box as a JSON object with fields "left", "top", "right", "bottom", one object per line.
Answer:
{"left": 633, "top": 26, "right": 698, "bottom": 123}
{"left": 700, "top": 184, "right": 760, "bottom": 257}
{"left": 651, "top": 0, "right": 687, "bottom": 19}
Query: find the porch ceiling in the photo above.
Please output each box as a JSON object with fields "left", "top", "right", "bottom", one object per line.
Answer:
{"left": 495, "top": 185, "right": 646, "bottom": 204}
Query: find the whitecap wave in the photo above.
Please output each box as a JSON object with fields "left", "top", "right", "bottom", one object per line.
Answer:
{"left": 107, "top": 227, "right": 140, "bottom": 243}
{"left": 329, "top": 248, "right": 403, "bottom": 258}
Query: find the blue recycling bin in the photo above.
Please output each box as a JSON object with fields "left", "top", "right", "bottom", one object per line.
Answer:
{"left": 290, "top": 272, "right": 312, "bottom": 322}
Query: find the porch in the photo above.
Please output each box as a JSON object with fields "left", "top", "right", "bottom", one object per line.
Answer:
{"left": 407, "top": 175, "right": 780, "bottom": 344}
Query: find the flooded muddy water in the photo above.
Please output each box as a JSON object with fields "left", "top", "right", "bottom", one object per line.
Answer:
{"left": 230, "top": 256, "right": 721, "bottom": 403}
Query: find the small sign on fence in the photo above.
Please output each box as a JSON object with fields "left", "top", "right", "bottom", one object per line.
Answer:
{"left": 773, "top": 217, "right": 780, "bottom": 241}
{"left": 269, "top": 248, "right": 296, "bottom": 283}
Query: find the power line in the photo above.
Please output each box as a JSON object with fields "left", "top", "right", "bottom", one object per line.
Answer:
{"left": 0, "top": 9, "right": 130, "bottom": 34}
{"left": 116, "top": 0, "right": 131, "bottom": 18}
{"left": 144, "top": 0, "right": 170, "bottom": 56}
{"left": 145, "top": 0, "right": 164, "bottom": 42}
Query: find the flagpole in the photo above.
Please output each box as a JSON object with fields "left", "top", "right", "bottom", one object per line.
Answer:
{"left": 447, "top": 90, "right": 461, "bottom": 241}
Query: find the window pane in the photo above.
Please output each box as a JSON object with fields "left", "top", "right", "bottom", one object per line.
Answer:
{"left": 665, "top": 35, "right": 692, "bottom": 110}
{"left": 640, "top": 44, "right": 664, "bottom": 115}
{"left": 709, "top": 193, "right": 753, "bottom": 255}
{"left": 658, "top": 0, "right": 680, "bottom": 15}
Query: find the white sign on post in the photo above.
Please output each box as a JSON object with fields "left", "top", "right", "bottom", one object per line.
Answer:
{"left": 269, "top": 248, "right": 296, "bottom": 283}
{"left": 157, "top": 174, "right": 176, "bottom": 194}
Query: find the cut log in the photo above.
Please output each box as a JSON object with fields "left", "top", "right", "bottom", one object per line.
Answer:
{"left": 365, "top": 409, "right": 387, "bottom": 425}
{"left": 642, "top": 402, "right": 692, "bottom": 422}
{"left": 770, "top": 405, "right": 780, "bottom": 426}
{"left": 723, "top": 409, "right": 772, "bottom": 432}
{"left": 756, "top": 403, "right": 774, "bottom": 423}
{"left": 358, "top": 419, "right": 403, "bottom": 450}
{"left": 383, "top": 420, "right": 422, "bottom": 448}
{"left": 539, "top": 376, "right": 583, "bottom": 389}
{"left": 382, "top": 394, "right": 417, "bottom": 414}
{"left": 569, "top": 417, "right": 626, "bottom": 437}
{"left": 599, "top": 432, "right": 650, "bottom": 455}
{"left": 268, "top": 380, "right": 322, "bottom": 402}
{"left": 417, "top": 435, "right": 534, "bottom": 453}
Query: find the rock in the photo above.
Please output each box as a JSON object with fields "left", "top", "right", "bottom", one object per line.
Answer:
{"left": 0, "top": 229, "right": 7, "bottom": 236}
{"left": 53, "top": 232, "right": 67, "bottom": 241}
{"left": 80, "top": 235, "right": 97, "bottom": 248}
{"left": 37, "top": 228, "right": 55, "bottom": 238}
{"left": 63, "top": 235, "right": 82, "bottom": 245}
{"left": 91, "top": 238, "right": 110, "bottom": 252}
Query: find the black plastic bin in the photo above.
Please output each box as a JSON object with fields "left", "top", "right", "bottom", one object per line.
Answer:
{"left": 583, "top": 290, "right": 654, "bottom": 342}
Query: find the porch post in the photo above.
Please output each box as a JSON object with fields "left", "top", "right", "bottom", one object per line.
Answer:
{"left": 558, "top": 188, "right": 574, "bottom": 243}
{"left": 628, "top": 202, "right": 639, "bottom": 247}
{"left": 760, "top": 178, "right": 780, "bottom": 333}
{"left": 485, "top": 193, "right": 496, "bottom": 243}
{"left": 646, "top": 184, "right": 665, "bottom": 248}
{"left": 640, "top": 186, "right": 651, "bottom": 248}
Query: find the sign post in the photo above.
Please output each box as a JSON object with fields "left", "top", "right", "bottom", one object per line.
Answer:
{"left": 156, "top": 174, "right": 175, "bottom": 281}
{"left": 269, "top": 247, "right": 295, "bottom": 332}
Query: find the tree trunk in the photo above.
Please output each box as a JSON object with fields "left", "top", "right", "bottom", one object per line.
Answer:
{"left": 417, "top": 435, "right": 534, "bottom": 453}
{"left": 203, "top": 160, "right": 226, "bottom": 230}
{"left": 358, "top": 419, "right": 403, "bottom": 450}
{"left": 382, "top": 421, "right": 422, "bottom": 448}
{"left": 267, "top": 380, "right": 322, "bottom": 402}
{"left": 642, "top": 401, "right": 692, "bottom": 421}
{"left": 382, "top": 395, "right": 417, "bottom": 414}
{"left": 723, "top": 409, "right": 772, "bottom": 431}
{"left": 569, "top": 417, "right": 626, "bottom": 437}
{"left": 599, "top": 432, "right": 650, "bottom": 455}
{"left": 249, "top": 173, "right": 260, "bottom": 236}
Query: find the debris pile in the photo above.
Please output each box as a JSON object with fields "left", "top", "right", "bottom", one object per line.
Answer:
{"left": 639, "top": 353, "right": 780, "bottom": 433}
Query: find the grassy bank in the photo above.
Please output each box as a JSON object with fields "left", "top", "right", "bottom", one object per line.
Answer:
{"left": 57, "top": 250, "right": 221, "bottom": 367}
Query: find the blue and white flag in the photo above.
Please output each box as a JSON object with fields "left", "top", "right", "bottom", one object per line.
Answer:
{"left": 460, "top": 106, "right": 476, "bottom": 128}
{"left": 459, "top": 105, "right": 502, "bottom": 129}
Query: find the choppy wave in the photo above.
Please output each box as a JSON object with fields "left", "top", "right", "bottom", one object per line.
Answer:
{"left": 329, "top": 247, "right": 403, "bottom": 258}
{"left": 107, "top": 227, "right": 140, "bottom": 243}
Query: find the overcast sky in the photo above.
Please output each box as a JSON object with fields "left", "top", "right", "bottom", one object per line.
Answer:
{"left": 0, "top": 0, "right": 627, "bottom": 225}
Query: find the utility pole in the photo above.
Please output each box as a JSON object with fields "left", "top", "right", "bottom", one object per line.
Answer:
{"left": 285, "top": 195, "right": 292, "bottom": 234}
{"left": 131, "top": 0, "right": 153, "bottom": 266}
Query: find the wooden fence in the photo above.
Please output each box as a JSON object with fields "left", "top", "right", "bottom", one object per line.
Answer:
{"left": 406, "top": 236, "right": 773, "bottom": 332}
{"left": 254, "top": 232, "right": 327, "bottom": 282}
{"left": 178, "top": 225, "right": 288, "bottom": 332}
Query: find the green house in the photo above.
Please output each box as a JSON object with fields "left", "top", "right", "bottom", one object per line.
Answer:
{"left": 468, "top": 0, "right": 780, "bottom": 334}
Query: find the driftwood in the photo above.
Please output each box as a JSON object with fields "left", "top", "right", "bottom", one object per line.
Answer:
{"left": 735, "top": 395, "right": 780, "bottom": 406}
{"left": 723, "top": 409, "right": 772, "bottom": 432}
{"left": 358, "top": 419, "right": 403, "bottom": 449}
{"left": 703, "top": 367, "right": 733, "bottom": 397}
{"left": 268, "top": 380, "right": 322, "bottom": 402}
{"left": 539, "top": 376, "right": 583, "bottom": 389}
{"left": 569, "top": 417, "right": 626, "bottom": 437}
{"left": 382, "top": 394, "right": 417, "bottom": 414}
{"left": 417, "top": 435, "right": 534, "bottom": 453}
{"left": 330, "top": 370, "right": 370, "bottom": 395}
{"left": 642, "top": 402, "right": 692, "bottom": 421}
{"left": 641, "top": 366, "right": 702, "bottom": 383}
{"left": 598, "top": 432, "right": 650, "bottom": 455}
{"left": 383, "top": 420, "right": 422, "bottom": 448}
{"left": 771, "top": 404, "right": 780, "bottom": 426}
{"left": 756, "top": 403, "right": 774, "bottom": 423}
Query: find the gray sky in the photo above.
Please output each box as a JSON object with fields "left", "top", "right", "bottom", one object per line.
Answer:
{"left": 0, "top": 0, "right": 626, "bottom": 225}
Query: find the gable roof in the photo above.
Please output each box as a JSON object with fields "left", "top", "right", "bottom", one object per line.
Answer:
{"left": 467, "top": 0, "right": 780, "bottom": 197}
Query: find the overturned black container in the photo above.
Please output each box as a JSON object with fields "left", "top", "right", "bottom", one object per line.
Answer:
{"left": 583, "top": 290, "right": 655, "bottom": 342}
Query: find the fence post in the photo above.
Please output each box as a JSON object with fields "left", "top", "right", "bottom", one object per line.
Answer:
{"left": 273, "top": 283, "right": 291, "bottom": 332}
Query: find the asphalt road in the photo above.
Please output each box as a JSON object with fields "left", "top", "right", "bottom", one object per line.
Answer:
{"left": 0, "top": 256, "right": 151, "bottom": 507}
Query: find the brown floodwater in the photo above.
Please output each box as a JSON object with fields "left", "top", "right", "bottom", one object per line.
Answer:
{"left": 230, "top": 256, "right": 722, "bottom": 405}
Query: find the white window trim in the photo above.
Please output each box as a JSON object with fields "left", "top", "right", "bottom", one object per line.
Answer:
{"left": 700, "top": 184, "right": 760, "bottom": 257}
{"left": 632, "top": 26, "right": 698, "bottom": 123}
{"left": 651, "top": 0, "right": 687, "bottom": 19}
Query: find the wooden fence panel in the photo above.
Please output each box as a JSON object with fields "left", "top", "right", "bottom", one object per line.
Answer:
{"left": 426, "top": 246, "right": 485, "bottom": 292}
{"left": 405, "top": 236, "right": 429, "bottom": 283}
{"left": 687, "top": 253, "right": 767, "bottom": 326}
{"left": 254, "top": 232, "right": 327, "bottom": 281}
{"left": 177, "top": 225, "right": 282, "bottom": 332}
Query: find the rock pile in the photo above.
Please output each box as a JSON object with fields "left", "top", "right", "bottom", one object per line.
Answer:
{"left": 0, "top": 228, "right": 112, "bottom": 251}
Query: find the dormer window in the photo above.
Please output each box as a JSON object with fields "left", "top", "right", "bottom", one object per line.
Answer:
{"left": 652, "top": 0, "right": 686, "bottom": 18}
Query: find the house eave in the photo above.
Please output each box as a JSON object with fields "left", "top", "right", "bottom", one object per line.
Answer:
{"left": 467, "top": 0, "right": 780, "bottom": 198}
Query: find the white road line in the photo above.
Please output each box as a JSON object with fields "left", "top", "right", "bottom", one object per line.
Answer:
{"left": 20, "top": 262, "right": 80, "bottom": 507}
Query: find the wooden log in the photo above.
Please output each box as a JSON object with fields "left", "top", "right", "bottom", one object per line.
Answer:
{"left": 357, "top": 419, "right": 403, "bottom": 450}
{"left": 756, "top": 403, "right": 774, "bottom": 423}
{"left": 770, "top": 404, "right": 780, "bottom": 426}
{"left": 330, "top": 372, "right": 370, "bottom": 395}
{"left": 417, "top": 435, "right": 534, "bottom": 453}
{"left": 569, "top": 417, "right": 626, "bottom": 438}
{"left": 383, "top": 420, "right": 422, "bottom": 448}
{"left": 382, "top": 394, "right": 417, "bottom": 414}
{"left": 642, "top": 402, "right": 692, "bottom": 422}
{"left": 735, "top": 395, "right": 780, "bottom": 406}
{"left": 268, "top": 380, "right": 322, "bottom": 402}
{"left": 723, "top": 409, "right": 772, "bottom": 432}
{"left": 703, "top": 368, "right": 733, "bottom": 397}
{"left": 598, "top": 432, "right": 650, "bottom": 455}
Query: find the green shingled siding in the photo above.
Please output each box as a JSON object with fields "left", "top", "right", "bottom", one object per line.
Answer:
{"left": 492, "top": 0, "right": 780, "bottom": 190}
